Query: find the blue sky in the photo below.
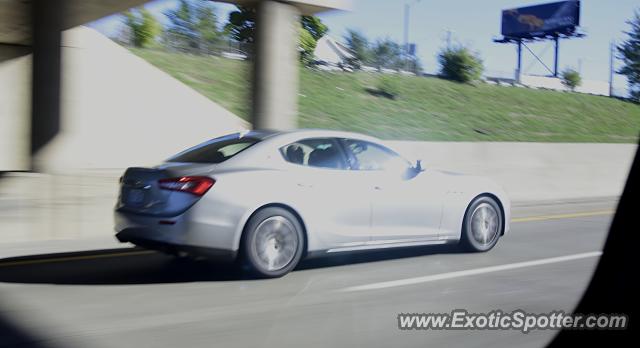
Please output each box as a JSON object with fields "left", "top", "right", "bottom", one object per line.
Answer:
{"left": 90, "top": 0, "right": 638, "bottom": 92}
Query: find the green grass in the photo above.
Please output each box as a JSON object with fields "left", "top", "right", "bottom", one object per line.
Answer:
{"left": 131, "top": 48, "right": 640, "bottom": 143}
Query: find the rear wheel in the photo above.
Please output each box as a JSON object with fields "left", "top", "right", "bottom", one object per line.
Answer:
{"left": 460, "top": 196, "right": 503, "bottom": 252}
{"left": 240, "top": 207, "right": 304, "bottom": 278}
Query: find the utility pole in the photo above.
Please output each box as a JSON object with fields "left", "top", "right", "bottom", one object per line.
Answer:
{"left": 403, "top": 3, "right": 410, "bottom": 56}
{"left": 403, "top": 0, "right": 421, "bottom": 72}
{"left": 609, "top": 40, "right": 615, "bottom": 97}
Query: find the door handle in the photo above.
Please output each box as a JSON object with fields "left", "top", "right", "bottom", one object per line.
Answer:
{"left": 374, "top": 186, "right": 383, "bottom": 190}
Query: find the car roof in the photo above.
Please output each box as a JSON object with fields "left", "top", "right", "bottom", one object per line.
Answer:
{"left": 226, "top": 129, "right": 381, "bottom": 142}
{"left": 264, "top": 129, "right": 382, "bottom": 142}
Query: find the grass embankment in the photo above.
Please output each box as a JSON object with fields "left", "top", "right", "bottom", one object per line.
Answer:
{"left": 131, "top": 48, "right": 640, "bottom": 143}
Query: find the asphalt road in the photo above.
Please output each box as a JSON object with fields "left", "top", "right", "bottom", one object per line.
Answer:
{"left": 0, "top": 198, "right": 616, "bottom": 348}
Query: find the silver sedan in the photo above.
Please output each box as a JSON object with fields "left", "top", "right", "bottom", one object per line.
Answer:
{"left": 115, "top": 129, "right": 511, "bottom": 277}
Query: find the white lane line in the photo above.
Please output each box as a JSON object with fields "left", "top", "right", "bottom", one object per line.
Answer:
{"left": 512, "top": 210, "right": 613, "bottom": 223}
{"left": 340, "top": 251, "right": 602, "bottom": 292}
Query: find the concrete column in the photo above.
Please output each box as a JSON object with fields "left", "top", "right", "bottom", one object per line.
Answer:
{"left": 0, "top": 45, "right": 31, "bottom": 171}
{"left": 30, "top": 0, "right": 64, "bottom": 170}
{"left": 251, "top": 0, "right": 301, "bottom": 130}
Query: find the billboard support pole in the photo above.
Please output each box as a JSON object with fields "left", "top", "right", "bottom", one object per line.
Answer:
{"left": 516, "top": 39, "right": 522, "bottom": 83}
{"left": 553, "top": 35, "right": 560, "bottom": 77}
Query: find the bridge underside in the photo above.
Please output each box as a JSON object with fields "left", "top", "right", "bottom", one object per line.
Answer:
{"left": 0, "top": 0, "right": 349, "bottom": 171}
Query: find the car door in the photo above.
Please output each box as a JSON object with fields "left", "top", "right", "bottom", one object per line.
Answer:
{"left": 340, "top": 138, "right": 444, "bottom": 243}
{"left": 280, "top": 138, "right": 373, "bottom": 249}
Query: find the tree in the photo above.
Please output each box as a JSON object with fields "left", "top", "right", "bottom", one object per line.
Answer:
{"left": 561, "top": 68, "right": 582, "bottom": 91}
{"left": 618, "top": 10, "right": 640, "bottom": 101}
{"left": 343, "top": 31, "right": 421, "bottom": 73}
{"left": 344, "top": 29, "right": 372, "bottom": 66}
{"left": 299, "top": 27, "right": 317, "bottom": 64}
{"left": 164, "top": 0, "right": 221, "bottom": 53}
{"left": 194, "top": 2, "right": 222, "bottom": 54}
{"left": 224, "top": 6, "right": 256, "bottom": 43}
{"left": 123, "top": 8, "right": 160, "bottom": 48}
{"left": 164, "top": 0, "right": 199, "bottom": 51}
{"left": 224, "top": 5, "right": 327, "bottom": 63}
{"left": 301, "top": 16, "right": 328, "bottom": 41}
{"left": 402, "top": 56, "right": 423, "bottom": 75}
{"left": 297, "top": 15, "right": 327, "bottom": 63}
{"left": 438, "top": 46, "right": 484, "bottom": 83}
{"left": 371, "top": 39, "right": 402, "bottom": 71}
{"left": 225, "top": 6, "right": 327, "bottom": 44}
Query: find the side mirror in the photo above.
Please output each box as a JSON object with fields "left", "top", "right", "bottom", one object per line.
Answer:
{"left": 415, "top": 160, "right": 425, "bottom": 173}
{"left": 404, "top": 160, "right": 425, "bottom": 180}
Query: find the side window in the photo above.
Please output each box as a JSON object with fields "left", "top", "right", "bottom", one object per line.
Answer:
{"left": 281, "top": 138, "right": 348, "bottom": 170}
{"left": 168, "top": 135, "right": 259, "bottom": 164}
{"left": 343, "top": 139, "right": 409, "bottom": 171}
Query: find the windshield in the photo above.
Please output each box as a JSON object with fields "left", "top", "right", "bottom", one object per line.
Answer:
{"left": 167, "top": 134, "right": 260, "bottom": 164}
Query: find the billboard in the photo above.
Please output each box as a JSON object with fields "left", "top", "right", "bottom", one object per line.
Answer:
{"left": 501, "top": 1, "right": 580, "bottom": 38}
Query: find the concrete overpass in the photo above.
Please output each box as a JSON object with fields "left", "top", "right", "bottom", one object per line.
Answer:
{"left": 0, "top": 0, "right": 349, "bottom": 171}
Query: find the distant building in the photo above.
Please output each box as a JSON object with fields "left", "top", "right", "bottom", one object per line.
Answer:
{"left": 312, "top": 36, "right": 356, "bottom": 71}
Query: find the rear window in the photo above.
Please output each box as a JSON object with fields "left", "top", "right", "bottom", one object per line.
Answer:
{"left": 168, "top": 134, "right": 260, "bottom": 163}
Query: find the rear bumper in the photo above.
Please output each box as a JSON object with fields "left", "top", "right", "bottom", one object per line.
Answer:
{"left": 116, "top": 229, "right": 236, "bottom": 262}
{"left": 114, "top": 209, "right": 239, "bottom": 262}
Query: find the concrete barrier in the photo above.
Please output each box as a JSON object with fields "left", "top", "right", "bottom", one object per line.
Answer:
{"left": 519, "top": 75, "right": 611, "bottom": 96}
{"left": 389, "top": 141, "right": 637, "bottom": 202}
{"left": 0, "top": 141, "right": 636, "bottom": 246}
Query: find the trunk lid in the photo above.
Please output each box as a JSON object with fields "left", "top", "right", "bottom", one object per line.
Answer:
{"left": 117, "top": 165, "right": 212, "bottom": 216}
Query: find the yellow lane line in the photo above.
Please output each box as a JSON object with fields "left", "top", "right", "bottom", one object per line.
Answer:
{"left": 0, "top": 210, "right": 615, "bottom": 268}
{"left": 512, "top": 210, "right": 614, "bottom": 223}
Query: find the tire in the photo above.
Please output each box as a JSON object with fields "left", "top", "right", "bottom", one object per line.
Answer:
{"left": 240, "top": 207, "right": 305, "bottom": 278}
{"left": 460, "top": 196, "right": 503, "bottom": 252}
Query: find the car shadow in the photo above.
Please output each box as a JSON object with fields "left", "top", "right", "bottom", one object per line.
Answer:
{"left": 298, "top": 244, "right": 459, "bottom": 270}
{"left": 0, "top": 245, "right": 460, "bottom": 285}
{"left": 0, "top": 312, "right": 58, "bottom": 348}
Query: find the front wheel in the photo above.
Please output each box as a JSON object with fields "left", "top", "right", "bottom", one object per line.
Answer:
{"left": 240, "top": 207, "right": 304, "bottom": 278}
{"left": 460, "top": 196, "right": 503, "bottom": 252}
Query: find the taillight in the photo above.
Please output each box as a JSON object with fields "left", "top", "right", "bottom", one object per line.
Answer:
{"left": 158, "top": 176, "right": 215, "bottom": 196}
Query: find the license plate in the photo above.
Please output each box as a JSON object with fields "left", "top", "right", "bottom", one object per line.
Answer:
{"left": 126, "top": 189, "right": 145, "bottom": 205}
